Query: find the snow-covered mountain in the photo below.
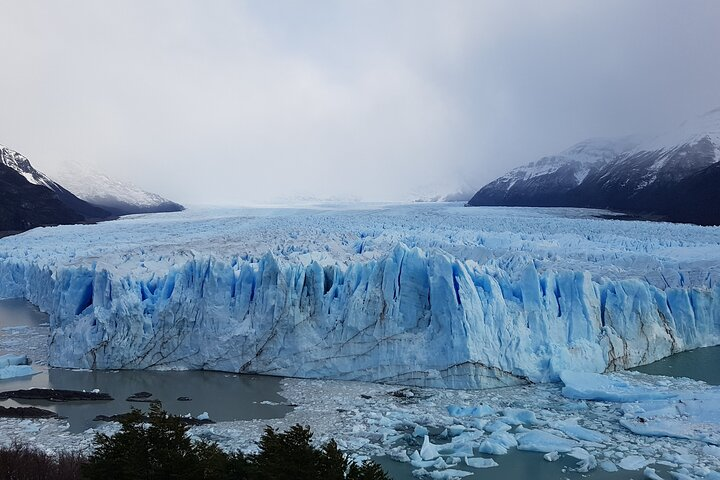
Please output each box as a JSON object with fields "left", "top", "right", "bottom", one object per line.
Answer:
{"left": 468, "top": 108, "right": 720, "bottom": 225}
{"left": 468, "top": 137, "right": 641, "bottom": 207}
{"left": 45, "top": 161, "right": 183, "bottom": 216}
{"left": 0, "top": 145, "right": 109, "bottom": 233}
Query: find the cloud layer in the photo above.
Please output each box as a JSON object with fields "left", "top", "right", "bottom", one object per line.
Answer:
{"left": 1, "top": 1, "right": 719, "bottom": 204}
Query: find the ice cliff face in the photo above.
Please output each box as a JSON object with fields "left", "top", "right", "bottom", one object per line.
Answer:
{"left": 0, "top": 204, "right": 718, "bottom": 389}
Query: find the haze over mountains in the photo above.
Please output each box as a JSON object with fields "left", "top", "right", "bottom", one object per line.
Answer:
{"left": 0, "top": 144, "right": 183, "bottom": 234}
{"left": 468, "top": 108, "right": 720, "bottom": 226}
{"left": 45, "top": 161, "right": 184, "bottom": 216}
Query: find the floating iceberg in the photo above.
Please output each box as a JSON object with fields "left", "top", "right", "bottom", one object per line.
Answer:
{"left": 516, "top": 429, "right": 578, "bottom": 453}
{"left": 0, "top": 354, "right": 35, "bottom": 379}
{"left": 560, "top": 370, "right": 720, "bottom": 445}
{"left": 559, "top": 370, "right": 677, "bottom": 402}
{"left": 0, "top": 204, "right": 718, "bottom": 388}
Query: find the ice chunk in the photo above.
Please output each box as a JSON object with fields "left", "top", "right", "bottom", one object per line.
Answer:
{"left": 560, "top": 371, "right": 676, "bottom": 402}
{"left": 669, "top": 470, "right": 694, "bottom": 480}
{"left": 410, "top": 450, "right": 436, "bottom": 469}
{"left": 500, "top": 408, "right": 538, "bottom": 425}
{"left": 413, "top": 425, "right": 429, "bottom": 437}
{"left": 567, "top": 447, "right": 597, "bottom": 472}
{"left": 599, "top": 460, "right": 619, "bottom": 472}
{"left": 420, "top": 435, "right": 441, "bottom": 461}
{"left": 483, "top": 420, "right": 512, "bottom": 433}
{"left": 644, "top": 467, "right": 664, "bottom": 480}
{"left": 0, "top": 354, "right": 29, "bottom": 368}
{"left": 618, "top": 455, "right": 652, "bottom": 470}
{"left": 550, "top": 420, "right": 610, "bottom": 443}
{"left": 620, "top": 413, "right": 720, "bottom": 445}
{"left": 428, "top": 469, "right": 473, "bottom": 479}
{"left": 196, "top": 412, "right": 209, "bottom": 421}
{"left": 441, "top": 441, "right": 474, "bottom": 458}
{"left": 447, "top": 405, "right": 495, "bottom": 417}
{"left": 544, "top": 451, "right": 560, "bottom": 462}
{"left": 465, "top": 457, "right": 498, "bottom": 468}
{"left": 488, "top": 431, "right": 517, "bottom": 449}
{"left": 704, "top": 445, "right": 720, "bottom": 458}
{"left": 477, "top": 439, "right": 508, "bottom": 456}
{"left": 0, "top": 364, "right": 36, "bottom": 379}
{"left": 516, "top": 430, "right": 578, "bottom": 453}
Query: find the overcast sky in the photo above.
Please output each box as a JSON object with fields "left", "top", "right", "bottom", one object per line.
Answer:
{"left": 1, "top": 1, "right": 719, "bottom": 205}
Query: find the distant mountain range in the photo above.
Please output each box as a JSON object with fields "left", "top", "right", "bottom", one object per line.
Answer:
{"left": 468, "top": 108, "right": 720, "bottom": 226}
{"left": 0, "top": 144, "right": 183, "bottom": 235}
{"left": 45, "top": 162, "right": 184, "bottom": 216}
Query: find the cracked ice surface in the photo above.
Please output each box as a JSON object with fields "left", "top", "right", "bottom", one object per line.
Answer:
{"left": 0, "top": 204, "right": 719, "bottom": 388}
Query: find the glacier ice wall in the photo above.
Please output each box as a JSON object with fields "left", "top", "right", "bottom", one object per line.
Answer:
{"left": 1, "top": 240, "right": 717, "bottom": 389}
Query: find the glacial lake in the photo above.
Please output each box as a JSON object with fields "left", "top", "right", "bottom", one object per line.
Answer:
{"left": 0, "top": 299, "right": 291, "bottom": 433}
{"left": 632, "top": 345, "right": 720, "bottom": 385}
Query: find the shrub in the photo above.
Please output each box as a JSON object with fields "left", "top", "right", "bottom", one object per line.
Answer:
{"left": 0, "top": 442, "right": 85, "bottom": 480}
{"left": 82, "top": 402, "right": 243, "bottom": 480}
{"left": 248, "top": 424, "right": 390, "bottom": 480}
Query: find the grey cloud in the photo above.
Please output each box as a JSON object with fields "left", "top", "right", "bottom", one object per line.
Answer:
{"left": 0, "top": 1, "right": 718, "bottom": 204}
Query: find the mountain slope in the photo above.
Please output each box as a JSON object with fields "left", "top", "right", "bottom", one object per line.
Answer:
{"left": 468, "top": 108, "right": 720, "bottom": 225}
{"left": 1, "top": 145, "right": 110, "bottom": 221}
{"left": 468, "top": 137, "right": 640, "bottom": 207}
{"left": 0, "top": 145, "right": 110, "bottom": 234}
{"left": 46, "top": 162, "right": 184, "bottom": 216}
{"left": 664, "top": 160, "right": 720, "bottom": 226}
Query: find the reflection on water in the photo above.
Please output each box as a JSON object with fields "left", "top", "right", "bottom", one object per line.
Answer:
{"left": 0, "top": 298, "right": 48, "bottom": 328}
{"left": 632, "top": 345, "right": 720, "bottom": 385}
{"left": 1, "top": 367, "right": 292, "bottom": 433}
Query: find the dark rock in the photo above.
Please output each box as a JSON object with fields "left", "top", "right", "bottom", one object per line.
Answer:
{"left": 130, "top": 391, "right": 153, "bottom": 398}
{"left": 0, "top": 388, "right": 113, "bottom": 402}
{"left": 176, "top": 396, "right": 192, "bottom": 402}
{"left": 390, "top": 388, "right": 416, "bottom": 398}
{"left": 0, "top": 405, "right": 59, "bottom": 419}
{"left": 360, "top": 394, "right": 372, "bottom": 399}
{"left": 0, "top": 145, "right": 110, "bottom": 234}
{"left": 126, "top": 397, "right": 156, "bottom": 403}
{"left": 126, "top": 391, "right": 155, "bottom": 402}
{"left": 94, "top": 412, "right": 214, "bottom": 426}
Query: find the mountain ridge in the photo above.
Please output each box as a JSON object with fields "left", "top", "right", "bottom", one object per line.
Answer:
{"left": 44, "top": 161, "right": 184, "bottom": 216}
{"left": 468, "top": 108, "right": 720, "bottom": 225}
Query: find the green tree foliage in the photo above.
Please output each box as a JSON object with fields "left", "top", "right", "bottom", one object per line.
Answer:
{"left": 82, "top": 403, "right": 390, "bottom": 480}
{"left": 82, "top": 402, "right": 249, "bottom": 480}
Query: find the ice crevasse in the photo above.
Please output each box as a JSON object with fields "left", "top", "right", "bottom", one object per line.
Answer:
{"left": 1, "top": 241, "right": 718, "bottom": 390}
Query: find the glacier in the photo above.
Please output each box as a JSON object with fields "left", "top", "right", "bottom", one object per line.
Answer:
{"left": 0, "top": 203, "right": 718, "bottom": 389}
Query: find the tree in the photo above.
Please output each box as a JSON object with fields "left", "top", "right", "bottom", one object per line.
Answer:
{"left": 82, "top": 404, "right": 389, "bottom": 480}
{"left": 82, "top": 402, "right": 249, "bottom": 480}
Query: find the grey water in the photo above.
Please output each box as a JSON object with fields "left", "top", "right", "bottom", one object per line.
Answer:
{"left": 0, "top": 298, "right": 291, "bottom": 433}
{"left": 632, "top": 345, "right": 720, "bottom": 385}
{"left": 0, "top": 297, "right": 47, "bottom": 328}
{"left": 374, "top": 451, "right": 664, "bottom": 480}
{"left": 0, "top": 367, "right": 292, "bottom": 433}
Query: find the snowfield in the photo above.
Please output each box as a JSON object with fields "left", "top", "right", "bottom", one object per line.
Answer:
{"left": 0, "top": 203, "right": 718, "bottom": 388}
